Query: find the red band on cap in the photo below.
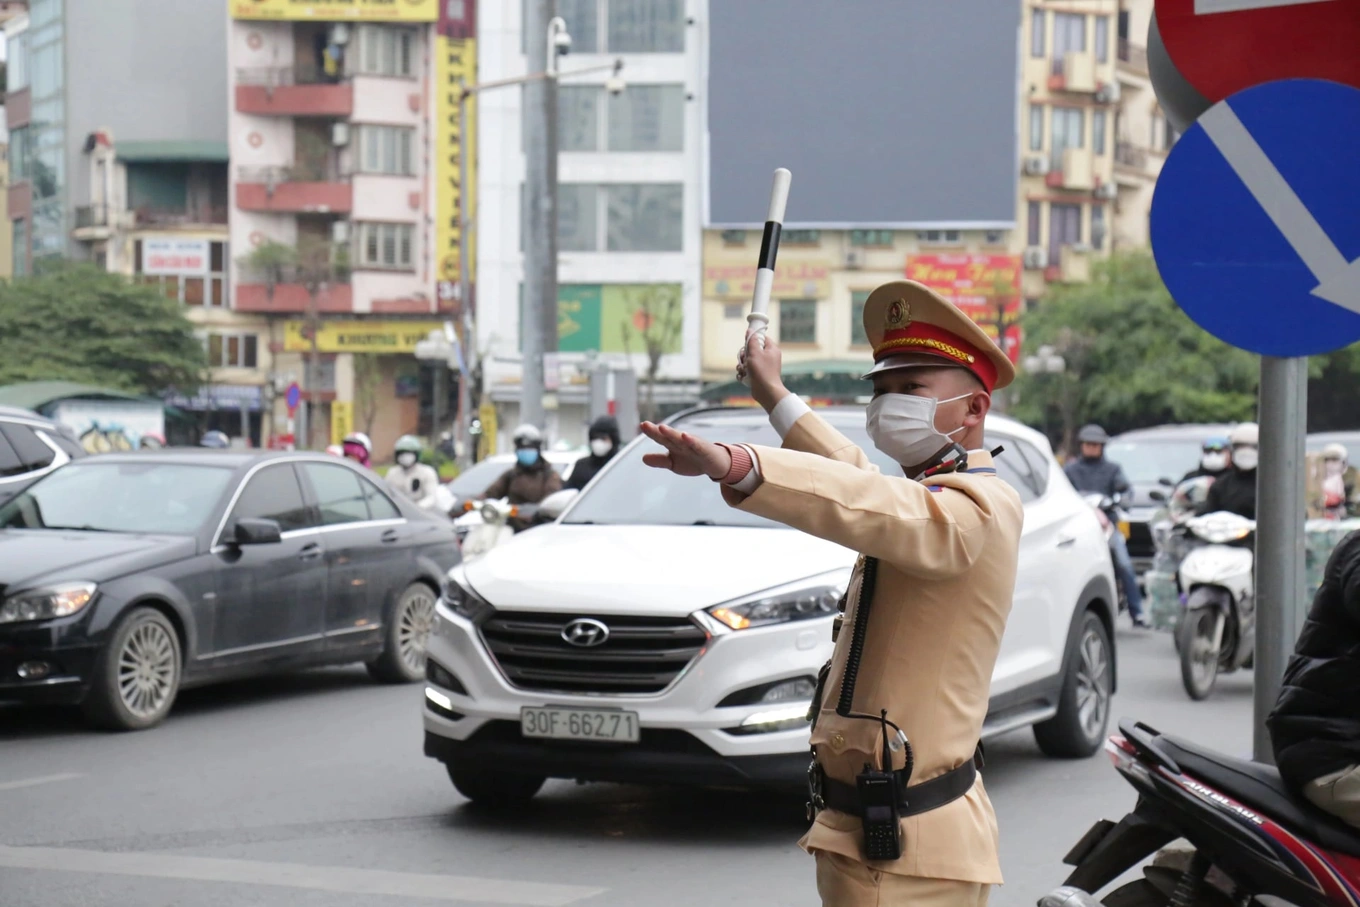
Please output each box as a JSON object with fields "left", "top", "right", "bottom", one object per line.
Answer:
{"left": 873, "top": 322, "right": 998, "bottom": 391}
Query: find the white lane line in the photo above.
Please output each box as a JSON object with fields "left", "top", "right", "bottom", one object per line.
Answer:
{"left": 1195, "top": 0, "right": 1336, "bottom": 14}
{"left": 0, "top": 773, "right": 85, "bottom": 792}
{"left": 0, "top": 845, "right": 605, "bottom": 906}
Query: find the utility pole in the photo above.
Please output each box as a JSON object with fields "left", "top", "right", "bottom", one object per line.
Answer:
{"left": 521, "top": 0, "right": 559, "bottom": 431}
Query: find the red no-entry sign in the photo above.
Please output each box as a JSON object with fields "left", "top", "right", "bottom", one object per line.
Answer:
{"left": 1155, "top": 0, "right": 1360, "bottom": 102}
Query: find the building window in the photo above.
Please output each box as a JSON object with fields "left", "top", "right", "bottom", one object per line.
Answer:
{"left": 558, "top": 0, "right": 600, "bottom": 52}
{"left": 985, "top": 229, "right": 1005, "bottom": 246}
{"left": 1091, "top": 204, "right": 1107, "bottom": 250}
{"left": 356, "top": 222, "right": 415, "bottom": 270}
{"left": 851, "top": 290, "right": 871, "bottom": 346}
{"left": 1153, "top": 113, "right": 1181, "bottom": 152}
{"left": 606, "top": 183, "right": 683, "bottom": 251}
{"left": 1031, "top": 8, "right": 1045, "bottom": 57}
{"left": 1027, "top": 201, "right": 1042, "bottom": 247}
{"left": 1029, "top": 104, "right": 1044, "bottom": 152}
{"left": 556, "top": 85, "right": 601, "bottom": 152}
{"left": 207, "top": 333, "right": 259, "bottom": 369}
{"left": 134, "top": 240, "right": 228, "bottom": 308}
{"left": 8, "top": 30, "right": 27, "bottom": 90}
{"left": 9, "top": 127, "right": 29, "bottom": 182}
{"left": 850, "top": 230, "right": 893, "bottom": 247}
{"left": 12, "top": 219, "right": 28, "bottom": 277}
{"left": 1054, "top": 13, "right": 1086, "bottom": 55}
{"left": 1093, "top": 109, "right": 1107, "bottom": 156}
{"left": 782, "top": 230, "right": 821, "bottom": 244}
{"left": 780, "top": 299, "right": 817, "bottom": 344}
{"left": 357, "top": 25, "right": 415, "bottom": 78}
{"left": 721, "top": 229, "right": 746, "bottom": 245}
{"left": 917, "top": 230, "right": 961, "bottom": 245}
{"left": 723, "top": 303, "right": 744, "bottom": 319}
{"left": 609, "top": 85, "right": 684, "bottom": 151}
{"left": 557, "top": 183, "right": 600, "bottom": 251}
{"left": 1049, "top": 203, "right": 1082, "bottom": 262}
{"left": 358, "top": 125, "right": 415, "bottom": 175}
{"left": 608, "top": 0, "right": 684, "bottom": 52}
{"left": 1095, "top": 16, "right": 1110, "bottom": 64}
{"left": 1051, "top": 106, "right": 1085, "bottom": 166}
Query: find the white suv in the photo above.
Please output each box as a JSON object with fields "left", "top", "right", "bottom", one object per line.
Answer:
{"left": 423, "top": 407, "right": 1117, "bottom": 805}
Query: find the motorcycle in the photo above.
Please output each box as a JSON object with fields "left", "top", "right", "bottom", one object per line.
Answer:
{"left": 1171, "top": 510, "right": 1256, "bottom": 700}
{"left": 453, "top": 488, "right": 579, "bottom": 560}
{"left": 1084, "top": 493, "right": 1132, "bottom": 616}
{"left": 1041, "top": 719, "right": 1360, "bottom": 907}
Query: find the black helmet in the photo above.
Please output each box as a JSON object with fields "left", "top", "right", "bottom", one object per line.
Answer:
{"left": 1077, "top": 424, "right": 1110, "bottom": 445}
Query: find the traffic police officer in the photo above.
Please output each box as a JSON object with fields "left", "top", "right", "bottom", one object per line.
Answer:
{"left": 640, "top": 280, "right": 1022, "bottom": 907}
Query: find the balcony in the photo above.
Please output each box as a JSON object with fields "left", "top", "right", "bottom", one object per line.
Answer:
{"left": 234, "top": 283, "right": 354, "bottom": 314}
{"left": 235, "top": 66, "right": 353, "bottom": 118}
{"left": 236, "top": 166, "right": 352, "bottom": 214}
{"left": 135, "top": 205, "right": 229, "bottom": 227}
{"left": 1118, "top": 39, "right": 1149, "bottom": 76}
{"left": 1049, "top": 52, "right": 1097, "bottom": 93}
{"left": 1045, "top": 246, "right": 1092, "bottom": 284}
{"left": 1045, "top": 147, "right": 1095, "bottom": 192}
{"left": 73, "top": 204, "right": 117, "bottom": 240}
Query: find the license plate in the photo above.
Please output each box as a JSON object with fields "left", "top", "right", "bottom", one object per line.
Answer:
{"left": 520, "top": 707, "right": 640, "bottom": 743}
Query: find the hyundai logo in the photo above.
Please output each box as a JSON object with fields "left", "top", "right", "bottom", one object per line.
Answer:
{"left": 562, "top": 618, "right": 610, "bottom": 648}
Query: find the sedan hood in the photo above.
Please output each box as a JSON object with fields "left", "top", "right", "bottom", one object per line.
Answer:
{"left": 463, "top": 524, "right": 855, "bottom": 616}
{"left": 0, "top": 530, "right": 197, "bottom": 590}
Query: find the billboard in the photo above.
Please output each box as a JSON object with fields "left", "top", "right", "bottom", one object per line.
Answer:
{"left": 702, "top": 258, "right": 831, "bottom": 301}
{"left": 434, "top": 35, "right": 477, "bottom": 306}
{"left": 905, "top": 254, "right": 1023, "bottom": 361}
{"left": 230, "top": 0, "right": 440, "bottom": 21}
{"left": 524, "top": 284, "right": 684, "bottom": 355}
{"left": 282, "top": 320, "right": 445, "bottom": 353}
{"left": 142, "top": 238, "right": 210, "bottom": 276}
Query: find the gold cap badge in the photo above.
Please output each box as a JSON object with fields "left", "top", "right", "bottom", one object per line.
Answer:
{"left": 885, "top": 299, "right": 910, "bottom": 329}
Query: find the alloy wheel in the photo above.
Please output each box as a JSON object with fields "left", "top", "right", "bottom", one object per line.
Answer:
{"left": 1074, "top": 626, "right": 1111, "bottom": 741}
{"left": 117, "top": 621, "right": 177, "bottom": 719}
{"left": 397, "top": 588, "right": 437, "bottom": 674}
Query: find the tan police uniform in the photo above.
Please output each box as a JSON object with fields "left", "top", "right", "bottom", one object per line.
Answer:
{"left": 720, "top": 281, "right": 1024, "bottom": 907}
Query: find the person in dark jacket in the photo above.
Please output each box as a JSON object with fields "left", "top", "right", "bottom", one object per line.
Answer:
{"left": 566, "top": 416, "right": 621, "bottom": 491}
{"left": 1268, "top": 529, "right": 1360, "bottom": 828}
{"left": 1065, "top": 424, "right": 1148, "bottom": 627}
{"left": 1200, "top": 423, "right": 1257, "bottom": 519}
{"left": 482, "top": 424, "right": 562, "bottom": 531}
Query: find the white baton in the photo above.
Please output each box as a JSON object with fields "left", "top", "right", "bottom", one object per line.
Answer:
{"left": 742, "top": 168, "right": 792, "bottom": 379}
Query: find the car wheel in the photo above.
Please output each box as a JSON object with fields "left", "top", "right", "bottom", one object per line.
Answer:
{"left": 82, "top": 606, "right": 182, "bottom": 731}
{"left": 446, "top": 760, "right": 545, "bottom": 807}
{"left": 1033, "top": 610, "right": 1113, "bottom": 759}
{"left": 366, "top": 582, "right": 437, "bottom": 684}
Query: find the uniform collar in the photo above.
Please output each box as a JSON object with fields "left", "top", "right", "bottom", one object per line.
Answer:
{"left": 962, "top": 449, "right": 996, "bottom": 474}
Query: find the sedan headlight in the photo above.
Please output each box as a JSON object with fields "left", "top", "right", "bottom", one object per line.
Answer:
{"left": 707, "top": 569, "right": 850, "bottom": 631}
{"left": 0, "top": 582, "right": 98, "bottom": 624}
{"left": 442, "top": 569, "right": 494, "bottom": 622}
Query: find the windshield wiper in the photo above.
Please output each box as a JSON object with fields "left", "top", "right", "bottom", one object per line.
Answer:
{"left": 690, "top": 520, "right": 716, "bottom": 526}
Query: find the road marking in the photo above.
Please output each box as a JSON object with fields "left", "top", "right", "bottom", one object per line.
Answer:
{"left": 1198, "top": 99, "right": 1360, "bottom": 312}
{"left": 1195, "top": 0, "right": 1336, "bottom": 14}
{"left": 0, "top": 845, "right": 605, "bottom": 906}
{"left": 0, "top": 773, "right": 85, "bottom": 792}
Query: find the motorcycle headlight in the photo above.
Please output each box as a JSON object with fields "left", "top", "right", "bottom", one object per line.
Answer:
{"left": 480, "top": 502, "right": 499, "bottom": 522}
{"left": 707, "top": 570, "right": 849, "bottom": 631}
{"left": 442, "top": 569, "right": 494, "bottom": 622}
{"left": 1190, "top": 514, "right": 1254, "bottom": 545}
{"left": 0, "top": 582, "right": 98, "bottom": 624}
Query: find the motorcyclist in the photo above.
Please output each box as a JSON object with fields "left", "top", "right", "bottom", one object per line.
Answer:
{"left": 1182, "top": 436, "right": 1231, "bottom": 484}
{"left": 481, "top": 424, "right": 562, "bottom": 531}
{"left": 1320, "top": 442, "right": 1360, "bottom": 520}
{"left": 341, "top": 431, "right": 373, "bottom": 469}
{"left": 1200, "top": 422, "right": 1257, "bottom": 519}
{"left": 1065, "top": 423, "right": 1150, "bottom": 628}
{"left": 565, "top": 416, "right": 621, "bottom": 491}
{"left": 200, "top": 430, "right": 229, "bottom": 449}
{"left": 385, "top": 435, "right": 441, "bottom": 507}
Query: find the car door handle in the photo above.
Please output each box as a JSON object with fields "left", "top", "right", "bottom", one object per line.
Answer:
{"left": 298, "top": 542, "right": 323, "bottom": 561}
{"left": 1057, "top": 535, "right": 1078, "bottom": 548}
{"left": 381, "top": 529, "right": 400, "bottom": 544}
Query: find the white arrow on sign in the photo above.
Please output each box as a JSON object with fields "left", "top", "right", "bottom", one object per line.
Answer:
{"left": 1195, "top": 0, "right": 1336, "bottom": 14}
{"left": 1198, "top": 101, "right": 1360, "bottom": 314}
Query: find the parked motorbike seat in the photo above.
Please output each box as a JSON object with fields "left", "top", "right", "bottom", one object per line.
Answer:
{"left": 1159, "top": 735, "right": 1360, "bottom": 858}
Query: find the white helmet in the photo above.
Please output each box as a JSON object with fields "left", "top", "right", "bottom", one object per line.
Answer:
{"left": 1229, "top": 423, "right": 1259, "bottom": 447}
{"left": 512, "top": 424, "right": 543, "bottom": 447}
{"left": 343, "top": 431, "right": 373, "bottom": 454}
{"left": 1323, "top": 442, "right": 1349, "bottom": 462}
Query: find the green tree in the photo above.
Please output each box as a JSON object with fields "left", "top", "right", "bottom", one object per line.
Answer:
{"left": 619, "top": 284, "right": 683, "bottom": 422}
{"left": 1011, "top": 252, "right": 1259, "bottom": 453}
{"left": 0, "top": 264, "right": 205, "bottom": 394}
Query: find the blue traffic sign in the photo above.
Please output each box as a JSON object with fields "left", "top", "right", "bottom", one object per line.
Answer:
{"left": 285, "top": 382, "right": 301, "bottom": 411}
{"left": 1151, "top": 78, "right": 1360, "bottom": 357}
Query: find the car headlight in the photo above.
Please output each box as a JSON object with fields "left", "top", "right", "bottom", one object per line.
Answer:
{"left": 707, "top": 569, "right": 849, "bottom": 631}
{"left": 442, "top": 569, "right": 494, "bottom": 621}
{"left": 0, "top": 582, "right": 98, "bottom": 624}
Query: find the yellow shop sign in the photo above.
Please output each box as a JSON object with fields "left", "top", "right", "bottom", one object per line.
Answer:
{"left": 282, "top": 320, "right": 445, "bottom": 353}
{"left": 230, "top": 0, "right": 440, "bottom": 22}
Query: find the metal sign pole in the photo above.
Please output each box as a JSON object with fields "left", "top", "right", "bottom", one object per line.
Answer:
{"left": 1253, "top": 355, "right": 1308, "bottom": 764}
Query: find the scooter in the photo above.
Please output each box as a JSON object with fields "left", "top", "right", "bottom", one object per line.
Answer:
{"left": 1173, "top": 510, "right": 1256, "bottom": 700}
{"left": 1084, "top": 493, "right": 1131, "bottom": 616}
{"left": 453, "top": 489, "right": 579, "bottom": 560}
{"left": 1041, "top": 719, "right": 1360, "bottom": 907}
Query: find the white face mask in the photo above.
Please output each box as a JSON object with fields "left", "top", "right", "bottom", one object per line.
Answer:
{"left": 1233, "top": 446, "right": 1258, "bottom": 471}
{"left": 590, "top": 438, "right": 613, "bottom": 458}
{"left": 396, "top": 452, "right": 418, "bottom": 468}
{"left": 1201, "top": 452, "right": 1228, "bottom": 472}
{"left": 865, "top": 392, "right": 971, "bottom": 472}
{"left": 1326, "top": 459, "right": 1346, "bottom": 478}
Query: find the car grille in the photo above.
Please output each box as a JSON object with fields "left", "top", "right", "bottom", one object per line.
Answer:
{"left": 1127, "top": 519, "right": 1156, "bottom": 559}
{"left": 480, "top": 610, "right": 708, "bottom": 694}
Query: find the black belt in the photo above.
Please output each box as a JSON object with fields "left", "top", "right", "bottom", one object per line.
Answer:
{"left": 811, "top": 748, "right": 983, "bottom": 819}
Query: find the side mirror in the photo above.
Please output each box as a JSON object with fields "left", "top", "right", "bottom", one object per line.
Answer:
{"left": 537, "top": 488, "right": 580, "bottom": 520}
{"left": 1149, "top": 490, "right": 1168, "bottom": 503}
{"left": 1159, "top": 476, "right": 1175, "bottom": 486}
{"left": 234, "top": 517, "right": 283, "bottom": 545}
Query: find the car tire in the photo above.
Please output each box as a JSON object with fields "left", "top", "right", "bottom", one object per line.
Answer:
{"left": 366, "top": 582, "right": 437, "bottom": 684}
{"left": 82, "top": 606, "right": 182, "bottom": 731}
{"left": 446, "top": 761, "right": 545, "bottom": 807}
{"left": 1033, "top": 610, "right": 1113, "bottom": 759}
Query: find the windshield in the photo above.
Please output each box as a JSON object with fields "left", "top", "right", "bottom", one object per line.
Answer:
{"left": 1104, "top": 440, "right": 1204, "bottom": 485}
{"left": 563, "top": 415, "right": 901, "bottom": 527}
{"left": 0, "top": 462, "right": 234, "bottom": 534}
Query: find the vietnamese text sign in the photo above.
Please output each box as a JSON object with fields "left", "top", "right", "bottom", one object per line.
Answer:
{"left": 143, "top": 238, "right": 209, "bottom": 276}
{"left": 434, "top": 35, "right": 477, "bottom": 300}
{"left": 330, "top": 400, "right": 353, "bottom": 446}
{"left": 230, "top": 0, "right": 439, "bottom": 21}
{"left": 282, "top": 320, "right": 445, "bottom": 353}
{"left": 703, "top": 259, "right": 831, "bottom": 300}
{"left": 906, "top": 254, "right": 1023, "bottom": 361}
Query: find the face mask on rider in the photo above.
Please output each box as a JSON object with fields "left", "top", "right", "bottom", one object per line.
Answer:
{"left": 865, "top": 391, "right": 972, "bottom": 474}
{"left": 396, "top": 452, "right": 418, "bottom": 468}
{"left": 590, "top": 438, "right": 613, "bottom": 458}
{"left": 1326, "top": 459, "right": 1346, "bottom": 478}
{"left": 516, "top": 448, "right": 540, "bottom": 467}
{"left": 1201, "top": 451, "right": 1228, "bottom": 472}
{"left": 1233, "top": 446, "right": 1259, "bottom": 471}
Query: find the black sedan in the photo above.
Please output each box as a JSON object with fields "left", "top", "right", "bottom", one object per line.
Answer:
{"left": 0, "top": 451, "right": 461, "bottom": 730}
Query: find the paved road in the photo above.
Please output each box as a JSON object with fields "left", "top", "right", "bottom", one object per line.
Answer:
{"left": 0, "top": 625, "right": 1253, "bottom": 907}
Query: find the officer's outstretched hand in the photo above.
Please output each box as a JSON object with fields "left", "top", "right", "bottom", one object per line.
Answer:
{"left": 639, "top": 422, "right": 732, "bottom": 480}
{"left": 737, "top": 331, "right": 789, "bottom": 413}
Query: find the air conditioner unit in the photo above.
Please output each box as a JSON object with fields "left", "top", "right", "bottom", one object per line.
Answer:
{"left": 1023, "top": 247, "right": 1049, "bottom": 270}
{"left": 844, "top": 248, "right": 865, "bottom": 269}
{"left": 329, "top": 23, "right": 350, "bottom": 45}
{"left": 1096, "top": 82, "right": 1121, "bottom": 104}
{"left": 1023, "top": 155, "right": 1050, "bottom": 176}
{"left": 1095, "top": 182, "right": 1118, "bottom": 200}
{"left": 331, "top": 220, "right": 351, "bottom": 244}
{"left": 331, "top": 122, "right": 350, "bottom": 147}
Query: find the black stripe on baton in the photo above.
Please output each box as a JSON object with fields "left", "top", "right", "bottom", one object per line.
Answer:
{"left": 756, "top": 221, "right": 782, "bottom": 271}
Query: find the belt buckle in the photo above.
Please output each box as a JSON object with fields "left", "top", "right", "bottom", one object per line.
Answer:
{"left": 806, "top": 758, "right": 826, "bottom": 821}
